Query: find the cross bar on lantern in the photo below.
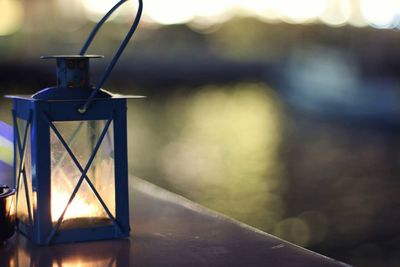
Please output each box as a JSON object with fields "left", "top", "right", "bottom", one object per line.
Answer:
{"left": 5, "top": 0, "right": 144, "bottom": 245}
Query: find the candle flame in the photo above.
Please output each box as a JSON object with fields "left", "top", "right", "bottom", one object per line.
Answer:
{"left": 51, "top": 189, "right": 102, "bottom": 222}
{"left": 50, "top": 170, "right": 108, "bottom": 224}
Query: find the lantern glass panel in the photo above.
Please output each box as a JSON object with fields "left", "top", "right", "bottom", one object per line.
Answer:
{"left": 16, "top": 118, "right": 33, "bottom": 225}
{"left": 16, "top": 177, "right": 28, "bottom": 223}
{"left": 50, "top": 120, "right": 115, "bottom": 229}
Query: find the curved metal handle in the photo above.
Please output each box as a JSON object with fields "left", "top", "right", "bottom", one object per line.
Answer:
{"left": 79, "top": 0, "right": 143, "bottom": 113}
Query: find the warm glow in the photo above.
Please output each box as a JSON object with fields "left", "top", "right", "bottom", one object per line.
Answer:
{"left": 0, "top": 0, "right": 24, "bottom": 36}
{"left": 52, "top": 260, "right": 115, "bottom": 267}
{"left": 49, "top": 120, "right": 115, "bottom": 225}
{"left": 9, "top": 258, "right": 15, "bottom": 267}
{"left": 51, "top": 172, "right": 104, "bottom": 223}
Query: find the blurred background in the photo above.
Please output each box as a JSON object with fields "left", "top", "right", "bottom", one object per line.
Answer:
{"left": 1, "top": 0, "right": 400, "bottom": 266}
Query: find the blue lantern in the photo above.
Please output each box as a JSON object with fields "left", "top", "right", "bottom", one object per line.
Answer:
{"left": 5, "top": 0, "right": 143, "bottom": 245}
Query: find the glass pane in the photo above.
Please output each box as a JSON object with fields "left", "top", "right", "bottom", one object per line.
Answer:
{"left": 24, "top": 122, "right": 33, "bottom": 218}
{"left": 16, "top": 170, "right": 29, "bottom": 223}
{"left": 50, "top": 120, "right": 115, "bottom": 229}
{"left": 89, "top": 121, "right": 115, "bottom": 220}
{"left": 16, "top": 118, "right": 32, "bottom": 225}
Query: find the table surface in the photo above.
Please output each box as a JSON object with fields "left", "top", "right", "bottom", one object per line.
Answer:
{"left": 0, "top": 177, "right": 350, "bottom": 267}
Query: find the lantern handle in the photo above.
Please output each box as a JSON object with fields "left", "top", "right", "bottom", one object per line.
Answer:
{"left": 78, "top": 0, "right": 143, "bottom": 114}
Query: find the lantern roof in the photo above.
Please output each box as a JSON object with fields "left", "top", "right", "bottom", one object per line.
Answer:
{"left": 4, "top": 94, "right": 145, "bottom": 102}
{"left": 40, "top": 55, "right": 103, "bottom": 59}
{"left": 5, "top": 54, "right": 145, "bottom": 101}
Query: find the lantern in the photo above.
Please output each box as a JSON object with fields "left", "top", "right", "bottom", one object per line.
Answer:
{"left": 5, "top": 0, "right": 143, "bottom": 245}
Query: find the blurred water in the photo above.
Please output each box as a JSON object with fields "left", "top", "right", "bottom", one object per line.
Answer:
{"left": 1, "top": 83, "right": 400, "bottom": 266}
{"left": 126, "top": 83, "right": 400, "bottom": 267}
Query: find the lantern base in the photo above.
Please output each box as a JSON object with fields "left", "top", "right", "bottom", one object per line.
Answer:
{"left": 57, "top": 217, "right": 112, "bottom": 229}
{"left": 17, "top": 220, "right": 129, "bottom": 245}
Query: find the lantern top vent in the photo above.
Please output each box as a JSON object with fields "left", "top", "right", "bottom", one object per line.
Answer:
{"left": 41, "top": 54, "right": 103, "bottom": 90}
{"left": 26, "top": 54, "right": 113, "bottom": 101}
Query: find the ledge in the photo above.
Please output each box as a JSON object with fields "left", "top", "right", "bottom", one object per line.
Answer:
{"left": 0, "top": 176, "right": 350, "bottom": 267}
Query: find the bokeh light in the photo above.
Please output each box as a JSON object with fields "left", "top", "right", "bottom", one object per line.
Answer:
{"left": 360, "top": 0, "right": 400, "bottom": 29}
{"left": 0, "top": 136, "right": 13, "bottom": 166}
{"left": 0, "top": 0, "right": 399, "bottom": 33}
{"left": 144, "top": 0, "right": 196, "bottom": 25}
{"left": 234, "top": 0, "right": 279, "bottom": 22}
{"left": 126, "top": 84, "right": 285, "bottom": 231}
{"left": 0, "top": 0, "right": 24, "bottom": 36}
{"left": 273, "top": 218, "right": 311, "bottom": 247}
{"left": 320, "top": 0, "right": 352, "bottom": 26}
{"left": 82, "top": 0, "right": 136, "bottom": 22}
{"left": 76, "top": 0, "right": 400, "bottom": 29}
{"left": 158, "top": 84, "right": 284, "bottom": 230}
{"left": 275, "top": 0, "right": 326, "bottom": 24}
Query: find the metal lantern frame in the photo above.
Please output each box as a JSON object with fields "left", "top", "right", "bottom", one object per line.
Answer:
{"left": 9, "top": 95, "right": 130, "bottom": 244}
{"left": 6, "top": 0, "right": 144, "bottom": 245}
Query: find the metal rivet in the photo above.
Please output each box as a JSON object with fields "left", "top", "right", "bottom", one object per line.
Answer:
{"left": 67, "top": 80, "right": 75, "bottom": 88}
{"left": 79, "top": 60, "right": 86, "bottom": 69}
{"left": 78, "top": 107, "right": 87, "bottom": 114}
{"left": 67, "top": 60, "right": 75, "bottom": 69}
